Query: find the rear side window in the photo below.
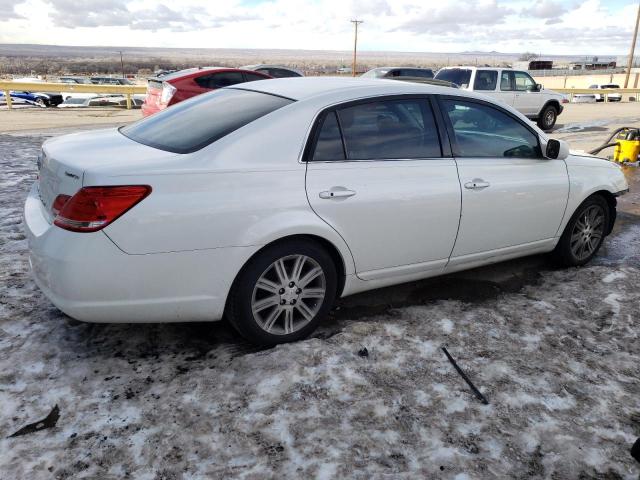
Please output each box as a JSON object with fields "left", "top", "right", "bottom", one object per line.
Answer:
{"left": 313, "top": 112, "right": 345, "bottom": 161}
{"left": 244, "top": 72, "right": 269, "bottom": 82}
{"left": 120, "top": 89, "right": 293, "bottom": 154}
{"left": 195, "top": 72, "right": 245, "bottom": 89}
{"left": 261, "top": 68, "right": 300, "bottom": 78}
{"left": 434, "top": 69, "right": 472, "bottom": 88}
{"left": 442, "top": 99, "right": 540, "bottom": 158}
{"left": 474, "top": 70, "right": 498, "bottom": 90}
{"left": 327, "top": 99, "right": 441, "bottom": 160}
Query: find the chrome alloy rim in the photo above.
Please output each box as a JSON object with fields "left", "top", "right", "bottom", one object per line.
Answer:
{"left": 544, "top": 109, "right": 555, "bottom": 126}
{"left": 251, "top": 255, "right": 326, "bottom": 335}
{"left": 570, "top": 205, "right": 605, "bottom": 261}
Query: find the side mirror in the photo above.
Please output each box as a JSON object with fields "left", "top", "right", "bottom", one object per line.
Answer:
{"left": 535, "top": 83, "right": 543, "bottom": 92}
{"left": 544, "top": 138, "right": 569, "bottom": 160}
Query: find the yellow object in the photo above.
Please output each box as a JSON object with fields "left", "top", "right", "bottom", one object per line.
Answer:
{"left": 613, "top": 129, "right": 640, "bottom": 163}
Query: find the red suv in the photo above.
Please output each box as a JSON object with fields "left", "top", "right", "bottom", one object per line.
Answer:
{"left": 141, "top": 67, "right": 272, "bottom": 117}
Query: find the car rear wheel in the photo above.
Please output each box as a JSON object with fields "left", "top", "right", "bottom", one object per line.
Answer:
{"left": 554, "top": 195, "right": 610, "bottom": 267}
{"left": 537, "top": 105, "right": 558, "bottom": 131}
{"left": 226, "top": 239, "right": 337, "bottom": 346}
{"left": 35, "top": 97, "right": 47, "bottom": 107}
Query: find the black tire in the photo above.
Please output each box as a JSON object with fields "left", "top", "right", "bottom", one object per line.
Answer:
{"left": 35, "top": 97, "right": 47, "bottom": 107}
{"left": 226, "top": 238, "right": 337, "bottom": 346}
{"left": 537, "top": 104, "right": 558, "bottom": 131}
{"left": 554, "top": 195, "right": 610, "bottom": 267}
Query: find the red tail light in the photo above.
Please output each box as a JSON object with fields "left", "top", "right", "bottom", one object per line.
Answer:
{"left": 54, "top": 185, "right": 151, "bottom": 233}
{"left": 51, "top": 194, "right": 71, "bottom": 216}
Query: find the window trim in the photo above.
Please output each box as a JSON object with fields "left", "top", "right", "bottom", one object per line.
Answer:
{"left": 436, "top": 94, "right": 543, "bottom": 159}
{"left": 302, "top": 94, "right": 450, "bottom": 163}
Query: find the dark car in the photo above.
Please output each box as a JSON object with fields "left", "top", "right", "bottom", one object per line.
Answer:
{"left": 241, "top": 64, "right": 303, "bottom": 78}
{"left": 361, "top": 67, "right": 434, "bottom": 79}
{"left": 0, "top": 90, "right": 63, "bottom": 107}
{"left": 90, "top": 77, "right": 134, "bottom": 85}
{"left": 141, "top": 67, "right": 272, "bottom": 117}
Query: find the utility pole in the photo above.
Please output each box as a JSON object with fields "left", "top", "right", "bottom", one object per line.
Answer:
{"left": 119, "top": 51, "right": 125, "bottom": 78}
{"left": 624, "top": 1, "right": 640, "bottom": 88}
{"left": 350, "top": 19, "right": 363, "bottom": 77}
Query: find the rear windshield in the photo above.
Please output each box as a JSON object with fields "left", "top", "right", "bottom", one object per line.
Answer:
{"left": 120, "top": 88, "right": 293, "bottom": 154}
{"left": 434, "top": 69, "right": 472, "bottom": 88}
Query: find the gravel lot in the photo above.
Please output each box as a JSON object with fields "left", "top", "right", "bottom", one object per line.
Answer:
{"left": 1, "top": 113, "right": 639, "bottom": 479}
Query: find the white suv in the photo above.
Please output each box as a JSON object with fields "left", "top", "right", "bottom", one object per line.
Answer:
{"left": 435, "top": 67, "right": 565, "bottom": 130}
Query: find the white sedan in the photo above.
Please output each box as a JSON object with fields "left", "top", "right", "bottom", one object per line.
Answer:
{"left": 24, "top": 78, "right": 629, "bottom": 345}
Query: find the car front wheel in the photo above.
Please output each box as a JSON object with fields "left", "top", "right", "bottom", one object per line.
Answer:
{"left": 226, "top": 239, "right": 337, "bottom": 345}
{"left": 554, "top": 195, "right": 610, "bottom": 267}
{"left": 537, "top": 105, "right": 558, "bottom": 131}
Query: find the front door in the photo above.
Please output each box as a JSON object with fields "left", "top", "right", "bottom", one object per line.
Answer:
{"left": 305, "top": 97, "right": 462, "bottom": 279}
{"left": 439, "top": 97, "right": 569, "bottom": 258}
{"left": 512, "top": 71, "right": 543, "bottom": 116}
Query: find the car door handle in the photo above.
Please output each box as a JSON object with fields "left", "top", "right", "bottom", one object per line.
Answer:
{"left": 319, "top": 188, "right": 356, "bottom": 199}
{"left": 464, "top": 179, "right": 490, "bottom": 190}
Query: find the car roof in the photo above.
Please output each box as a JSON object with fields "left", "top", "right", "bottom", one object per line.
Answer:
{"left": 231, "top": 76, "right": 468, "bottom": 102}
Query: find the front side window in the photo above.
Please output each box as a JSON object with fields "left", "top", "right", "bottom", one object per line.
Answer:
{"left": 120, "top": 88, "right": 293, "bottom": 154}
{"left": 442, "top": 99, "right": 541, "bottom": 158}
{"left": 514, "top": 71, "right": 536, "bottom": 92}
{"left": 473, "top": 70, "right": 498, "bottom": 91}
{"left": 336, "top": 99, "right": 441, "bottom": 160}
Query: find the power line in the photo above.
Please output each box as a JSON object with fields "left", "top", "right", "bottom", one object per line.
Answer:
{"left": 624, "top": 1, "right": 640, "bottom": 88}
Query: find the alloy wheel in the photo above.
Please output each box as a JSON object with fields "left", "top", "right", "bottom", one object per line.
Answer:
{"left": 570, "top": 204, "right": 605, "bottom": 261}
{"left": 251, "top": 254, "right": 326, "bottom": 335}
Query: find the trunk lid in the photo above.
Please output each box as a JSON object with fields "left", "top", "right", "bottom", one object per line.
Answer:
{"left": 37, "top": 128, "right": 177, "bottom": 221}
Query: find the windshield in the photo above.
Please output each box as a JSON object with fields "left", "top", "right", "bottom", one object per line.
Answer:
{"left": 601, "top": 84, "right": 619, "bottom": 89}
{"left": 434, "top": 69, "right": 472, "bottom": 88}
{"left": 120, "top": 88, "right": 294, "bottom": 154}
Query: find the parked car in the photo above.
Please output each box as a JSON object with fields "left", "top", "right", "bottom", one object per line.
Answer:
{"left": 362, "top": 67, "right": 434, "bottom": 79}
{"left": 56, "top": 76, "right": 98, "bottom": 100}
{"left": 435, "top": 66, "right": 565, "bottom": 130}
{"left": 141, "top": 67, "right": 271, "bottom": 117}
{"left": 588, "top": 84, "right": 622, "bottom": 102}
{"left": 25, "top": 78, "right": 628, "bottom": 345}
{"left": 241, "top": 64, "right": 303, "bottom": 78}
{"left": 59, "top": 77, "right": 92, "bottom": 85}
{"left": 0, "top": 90, "right": 63, "bottom": 107}
{"left": 58, "top": 96, "right": 144, "bottom": 108}
{"left": 91, "top": 77, "right": 134, "bottom": 85}
{"left": 571, "top": 93, "right": 597, "bottom": 103}
{"left": 387, "top": 77, "right": 458, "bottom": 88}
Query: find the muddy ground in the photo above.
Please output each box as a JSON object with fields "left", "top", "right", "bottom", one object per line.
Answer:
{"left": 1, "top": 117, "right": 639, "bottom": 479}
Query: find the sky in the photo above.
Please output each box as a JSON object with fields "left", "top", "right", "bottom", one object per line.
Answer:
{"left": 0, "top": 0, "right": 638, "bottom": 55}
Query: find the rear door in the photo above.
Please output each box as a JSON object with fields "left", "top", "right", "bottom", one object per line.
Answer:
{"left": 472, "top": 69, "right": 502, "bottom": 103}
{"left": 496, "top": 70, "right": 516, "bottom": 106}
{"left": 439, "top": 96, "right": 568, "bottom": 259}
{"left": 305, "top": 96, "right": 462, "bottom": 279}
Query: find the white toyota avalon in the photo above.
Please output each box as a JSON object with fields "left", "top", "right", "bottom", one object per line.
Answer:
{"left": 24, "top": 78, "right": 628, "bottom": 345}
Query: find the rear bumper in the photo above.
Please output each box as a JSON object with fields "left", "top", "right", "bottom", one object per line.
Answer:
{"left": 24, "top": 182, "right": 257, "bottom": 323}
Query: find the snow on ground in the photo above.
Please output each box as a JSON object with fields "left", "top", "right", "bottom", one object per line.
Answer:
{"left": 0, "top": 132, "right": 639, "bottom": 479}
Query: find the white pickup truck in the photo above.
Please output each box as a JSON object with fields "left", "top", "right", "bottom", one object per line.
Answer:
{"left": 435, "top": 67, "right": 565, "bottom": 130}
